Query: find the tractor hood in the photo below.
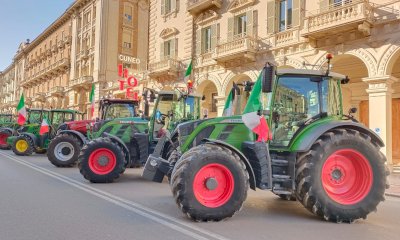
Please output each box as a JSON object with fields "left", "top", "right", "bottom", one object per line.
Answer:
{"left": 60, "top": 120, "right": 95, "bottom": 134}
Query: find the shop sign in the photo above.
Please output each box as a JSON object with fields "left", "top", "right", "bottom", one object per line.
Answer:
{"left": 118, "top": 64, "right": 139, "bottom": 100}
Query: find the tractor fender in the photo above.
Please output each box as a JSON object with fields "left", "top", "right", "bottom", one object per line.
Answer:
{"left": 291, "top": 121, "right": 385, "bottom": 152}
{"left": 102, "top": 132, "right": 131, "bottom": 166}
{"left": 0, "top": 127, "right": 14, "bottom": 135}
{"left": 202, "top": 139, "right": 257, "bottom": 190}
{"left": 20, "top": 132, "right": 38, "bottom": 147}
{"left": 58, "top": 130, "right": 88, "bottom": 145}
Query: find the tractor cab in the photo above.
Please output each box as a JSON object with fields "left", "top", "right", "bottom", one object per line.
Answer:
{"left": 0, "top": 114, "right": 13, "bottom": 124}
{"left": 148, "top": 90, "right": 201, "bottom": 142}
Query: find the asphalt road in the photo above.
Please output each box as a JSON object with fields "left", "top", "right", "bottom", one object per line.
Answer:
{"left": 0, "top": 150, "right": 399, "bottom": 240}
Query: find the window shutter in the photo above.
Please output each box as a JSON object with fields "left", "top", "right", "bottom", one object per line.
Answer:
{"left": 228, "top": 17, "right": 234, "bottom": 41}
{"left": 211, "top": 24, "right": 217, "bottom": 50}
{"left": 267, "top": 0, "right": 276, "bottom": 34}
{"left": 160, "top": 42, "right": 164, "bottom": 60}
{"left": 161, "top": 0, "right": 165, "bottom": 15}
{"left": 319, "top": 0, "right": 329, "bottom": 12}
{"left": 171, "top": 0, "right": 176, "bottom": 12}
{"left": 196, "top": 29, "right": 201, "bottom": 55}
{"left": 292, "top": 0, "right": 301, "bottom": 27}
{"left": 170, "top": 38, "right": 176, "bottom": 58}
{"left": 246, "top": 10, "right": 254, "bottom": 37}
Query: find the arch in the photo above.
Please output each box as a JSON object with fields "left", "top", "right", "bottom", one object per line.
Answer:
{"left": 195, "top": 73, "right": 222, "bottom": 95}
{"left": 195, "top": 79, "right": 219, "bottom": 118}
{"left": 275, "top": 57, "right": 305, "bottom": 69}
{"left": 221, "top": 68, "right": 258, "bottom": 95}
{"left": 223, "top": 74, "right": 252, "bottom": 96}
{"left": 314, "top": 48, "right": 377, "bottom": 77}
{"left": 379, "top": 40, "right": 400, "bottom": 76}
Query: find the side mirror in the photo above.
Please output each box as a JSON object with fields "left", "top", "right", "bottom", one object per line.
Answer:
{"left": 262, "top": 63, "right": 275, "bottom": 93}
{"left": 341, "top": 76, "right": 350, "bottom": 84}
{"left": 349, "top": 107, "right": 357, "bottom": 114}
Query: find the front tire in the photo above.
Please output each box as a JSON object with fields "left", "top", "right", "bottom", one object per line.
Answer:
{"left": 12, "top": 135, "right": 34, "bottom": 156}
{"left": 48, "top": 133, "right": 82, "bottom": 167}
{"left": 171, "top": 144, "right": 249, "bottom": 221}
{"left": 78, "top": 138, "right": 125, "bottom": 183}
{"left": 295, "top": 128, "right": 388, "bottom": 222}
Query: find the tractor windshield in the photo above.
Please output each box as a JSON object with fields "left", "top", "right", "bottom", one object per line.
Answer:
{"left": 52, "top": 112, "right": 64, "bottom": 125}
{"left": 28, "top": 111, "right": 43, "bottom": 124}
{"left": 174, "top": 96, "right": 200, "bottom": 121}
{"left": 103, "top": 103, "right": 137, "bottom": 120}
{"left": 270, "top": 75, "right": 341, "bottom": 147}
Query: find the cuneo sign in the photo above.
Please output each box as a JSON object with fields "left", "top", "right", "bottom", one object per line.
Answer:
{"left": 118, "top": 54, "right": 141, "bottom": 64}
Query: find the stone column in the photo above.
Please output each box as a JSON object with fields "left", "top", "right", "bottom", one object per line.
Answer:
{"left": 363, "top": 75, "right": 398, "bottom": 168}
{"left": 214, "top": 96, "right": 227, "bottom": 117}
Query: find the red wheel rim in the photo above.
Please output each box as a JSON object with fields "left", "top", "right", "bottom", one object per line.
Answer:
{"left": 88, "top": 148, "right": 117, "bottom": 175}
{"left": 193, "top": 163, "right": 234, "bottom": 208}
{"left": 0, "top": 133, "right": 8, "bottom": 146}
{"left": 321, "top": 149, "right": 373, "bottom": 205}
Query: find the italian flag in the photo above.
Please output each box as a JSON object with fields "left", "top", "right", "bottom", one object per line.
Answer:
{"left": 223, "top": 82, "right": 238, "bottom": 117}
{"left": 39, "top": 117, "right": 50, "bottom": 135}
{"left": 184, "top": 60, "right": 193, "bottom": 82}
{"left": 89, "top": 83, "right": 95, "bottom": 119}
{"left": 241, "top": 75, "right": 272, "bottom": 142}
{"left": 17, "top": 94, "right": 27, "bottom": 125}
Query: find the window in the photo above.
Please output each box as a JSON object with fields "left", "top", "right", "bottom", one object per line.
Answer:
{"left": 202, "top": 27, "right": 212, "bottom": 53}
{"left": 211, "top": 93, "right": 218, "bottom": 112}
{"left": 331, "top": 0, "right": 352, "bottom": 7}
{"left": 279, "top": 0, "right": 292, "bottom": 32}
{"left": 236, "top": 14, "right": 247, "bottom": 37}
{"left": 164, "top": 40, "right": 172, "bottom": 58}
{"left": 123, "top": 30, "right": 132, "bottom": 50}
{"left": 124, "top": 4, "right": 133, "bottom": 25}
{"left": 165, "top": 0, "right": 172, "bottom": 14}
{"left": 161, "top": 0, "right": 176, "bottom": 15}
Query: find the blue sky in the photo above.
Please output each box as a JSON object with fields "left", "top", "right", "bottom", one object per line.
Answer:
{"left": 0, "top": 0, "right": 73, "bottom": 71}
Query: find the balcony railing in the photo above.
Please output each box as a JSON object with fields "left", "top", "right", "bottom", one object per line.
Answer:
{"left": 148, "top": 58, "right": 182, "bottom": 77}
{"left": 213, "top": 35, "right": 259, "bottom": 63}
{"left": 32, "top": 93, "right": 46, "bottom": 103}
{"left": 302, "top": 0, "right": 374, "bottom": 38}
{"left": 272, "top": 28, "right": 301, "bottom": 48}
{"left": 187, "top": 0, "right": 222, "bottom": 14}
{"left": 23, "top": 58, "right": 70, "bottom": 83}
{"left": 50, "top": 86, "right": 65, "bottom": 97}
{"left": 69, "top": 76, "right": 93, "bottom": 89}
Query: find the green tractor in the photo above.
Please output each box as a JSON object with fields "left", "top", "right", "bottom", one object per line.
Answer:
{"left": 0, "top": 109, "right": 46, "bottom": 150}
{"left": 9, "top": 109, "right": 84, "bottom": 156}
{"left": 143, "top": 62, "right": 388, "bottom": 223}
{"left": 78, "top": 90, "right": 202, "bottom": 183}
{"left": 47, "top": 99, "right": 142, "bottom": 167}
{"left": 0, "top": 113, "right": 14, "bottom": 127}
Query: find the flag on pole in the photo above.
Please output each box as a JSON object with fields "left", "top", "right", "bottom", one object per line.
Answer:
{"left": 39, "top": 117, "right": 50, "bottom": 135}
{"left": 17, "top": 94, "right": 27, "bottom": 125}
{"left": 89, "top": 83, "right": 95, "bottom": 119}
{"left": 184, "top": 60, "right": 193, "bottom": 82}
{"left": 223, "top": 82, "right": 238, "bottom": 117}
{"left": 241, "top": 75, "right": 272, "bottom": 142}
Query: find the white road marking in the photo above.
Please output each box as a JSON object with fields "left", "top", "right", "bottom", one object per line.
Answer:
{"left": 0, "top": 152, "right": 230, "bottom": 240}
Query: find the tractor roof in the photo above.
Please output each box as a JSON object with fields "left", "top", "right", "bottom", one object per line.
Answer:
{"left": 27, "top": 108, "right": 50, "bottom": 112}
{"left": 51, "top": 109, "right": 83, "bottom": 114}
{"left": 277, "top": 69, "right": 346, "bottom": 79}
{"left": 100, "top": 99, "right": 139, "bottom": 105}
{"left": 159, "top": 90, "right": 202, "bottom": 98}
{"left": 0, "top": 113, "right": 12, "bottom": 116}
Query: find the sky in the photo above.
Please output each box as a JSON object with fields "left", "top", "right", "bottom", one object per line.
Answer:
{"left": 0, "top": 0, "right": 73, "bottom": 71}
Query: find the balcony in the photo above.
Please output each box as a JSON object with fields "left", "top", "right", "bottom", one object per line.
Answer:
{"left": 148, "top": 58, "right": 182, "bottom": 78}
{"left": 69, "top": 76, "right": 93, "bottom": 89}
{"left": 213, "top": 35, "right": 259, "bottom": 63}
{"left": 302, "top": 0, "right": 374, "bottom": 38}
{"left": 49, "top": 86, "right": 65, "bottom": 97}
{"left": 271, "top": 28, "right": 302, "bottom": 49}
{"left": 32, "top": 93, "right": 46, "bottom": 103}
{"left": 23, "top": 58, "right": 70, "bottom": 84}
{"left": 187, "top": 0, "right": 222, "bottom": 15}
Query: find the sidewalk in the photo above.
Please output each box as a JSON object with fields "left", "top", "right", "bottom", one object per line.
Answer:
{"left": 386, "top": 174, "right": 400, "bottom": 198}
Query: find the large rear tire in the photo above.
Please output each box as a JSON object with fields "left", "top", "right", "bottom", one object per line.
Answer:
{"left": 47, "top": 133, "right": 82, "bottom": 167}
{"left": 295, "top": 128, "right": 388, "bottom": 222}
{"left": 78, "top": 138, "right": 125, "bottom": 183}
{"left": 171, "top": 144, "right": 249, "bottom": 221}
{"left": 0, "top": 129, "right": 12, "bottom": 150}
{"left": 12, "top": 135, "right": 34, "bottom": 156}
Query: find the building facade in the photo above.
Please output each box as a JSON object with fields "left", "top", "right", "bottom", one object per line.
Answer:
{"left": 145, "top": 0, "right": 400, "bottom": 169}
{"left": 0, "top": 63, "right": 16, "bottom": 113}
{"left": 4, "top": 0, "right": 149, "bottom": 118}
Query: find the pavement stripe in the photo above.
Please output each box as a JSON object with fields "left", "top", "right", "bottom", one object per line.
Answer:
{"left": 0, "top": 152, "right": 230, "bottom": 240}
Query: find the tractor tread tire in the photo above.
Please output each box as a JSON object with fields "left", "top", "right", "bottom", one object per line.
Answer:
{"left": 166, "top": 149, "right": 181, "bottom": 182}
{"left": 78, "top": 137, "right": 125, "bottom": 183}
{"left": 11, "top": 135, "right": 34, "bottom": 156}
{"left": 295, "top": 128, "right": 388, "bottom": 223}
{"left": 171, "top": 144, "right": 249, "bottom": 222}
{"left": 47, "top": 133, "right": 82, "bottom": 167}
